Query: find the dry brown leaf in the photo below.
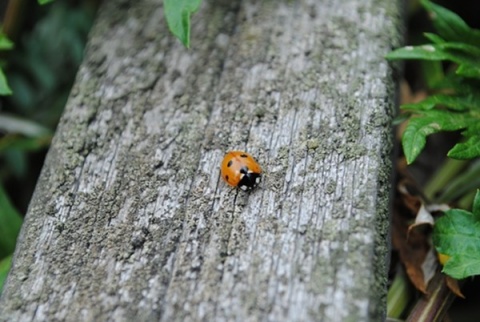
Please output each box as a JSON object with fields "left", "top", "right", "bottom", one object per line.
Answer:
{"left": 392, "top": 202, "right": 431, "bottom": 294}
{"left": 445, "top": 276, "right": 465, "bottom": 299}
{"left": 393, "top": 176, "right": 443, "bottom": 294}
{"left": 398, "top": 179, "right": 423, "bottom": 214}
{"left": 408, "top": 203, "right": 435, "bottom": 233}
{"left": 407, "top": 203, "right": 449, "bottom": 233}
{"left": 421, "top": 248, "right": 438, "bottom": 288}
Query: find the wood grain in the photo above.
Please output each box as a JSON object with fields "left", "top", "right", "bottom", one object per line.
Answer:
{"left": 0, "top": 0, "right": 403, "bottom": 321}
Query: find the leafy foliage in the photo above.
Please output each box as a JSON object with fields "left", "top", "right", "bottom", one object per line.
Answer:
{"left": 0, "top": 1, "right": 95, "bottom": 292}
{"left": 0, "top": 185, "right": 23, "bottom": 259}
{"left": 433, "top": 190, "right": 480, "bottom": 279}
{"left": 163, "top": 0, "right": 202, "bottom": 48}
{"left": 1, "top": 1, "right": 94, "bottom": 182}
{"left": 435, "top": 160, "right": 480, "bottom": 203}
{"left": 0, "top": 255, "right": 12, "bottom": 292}
{"left": 386, "top": 0, "right": 480, "bottom": 164}
{"left": 0, "top": 32, "right": 14, "bottom": 95}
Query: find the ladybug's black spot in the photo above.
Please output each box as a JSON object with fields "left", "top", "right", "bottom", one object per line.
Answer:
{"left": 227, "top": 160, "right": 233, "bottom": 167}
{"left": 225, "top": 175, "right": 229, "bottom": 182}
{"left": 240, "top": 154, "right": 248, "bottom": 158}
{"left": 240, "top": 166, "right": 249, "bottom": 175}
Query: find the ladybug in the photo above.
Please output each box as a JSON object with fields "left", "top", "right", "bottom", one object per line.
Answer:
{"left": 221, "top": 151, "right": 262, "bottom": 191}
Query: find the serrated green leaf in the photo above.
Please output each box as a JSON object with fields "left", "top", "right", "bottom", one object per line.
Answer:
{"left": 402, "top": 110, "right": 470, "bottom": 164}
{"left": 448, "top": 122, "right": 480, "bottom": 159}
{"left": 164, "top": 0, "right": 202, "bottom": 48}
{"left": 433, "top": 191, "right": 480, "bottom": 279}
{"left": 385, "top": 44, "right": 452, "bottom": 61}
{"left": 421, "top": 0, "right": 480, "bottom": 46}
{"left": 390, "top": 1, "right": 480, "bottom": 164}
{"left": 0, "top": 255, "right": 13, "bottom": 293}
{"left": 423, "top": 33, "right": 445, "bottom": 44}
{"left": 456, "top": 64, "right": 480, "bottom": 79}
{"left": 441, "top": 42, "right": 480, "bottom": 57}
{"left": 443, "top": 253, "right": 480, "bottom": 279}
{"left": 448, "top": 136, "right": 480, "bottom": 159}
{"left": 0, "top": 68, "right": 12, "bottom": 96}
{"left": 0, "top": 185, "right": 23, "bottom": 258}
{"left": 387, "top": 44, "right": 480, "bottom": 78}
{"left": 402, "top": 94, "right": 480, "bottom": 112}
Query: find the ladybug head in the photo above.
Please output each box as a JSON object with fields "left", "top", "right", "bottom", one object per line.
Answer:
{"left": 238, "top": 168, "right": 261, "bottom": 191}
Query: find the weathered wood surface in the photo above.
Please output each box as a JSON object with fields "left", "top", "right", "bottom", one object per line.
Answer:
{"left": 0, "top": 0, "right": 402, "bottom": 321}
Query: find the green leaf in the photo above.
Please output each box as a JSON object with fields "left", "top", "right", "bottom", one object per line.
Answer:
{"left": 440, "top": 42, "right": 480, "bottom": 57}
{"left": 386, "top": 44, "right": 480, "bottom": 77}
{"left": 0, "top": 68, "right": 12, "bottom": 96}
{"left": 421, "top": 0, "right": 480, "bottom": 46}
{"left": 456, "top": 64, "right": 480, "bottom": 79}
{"left": 385, "top": 44, "right": 452, "bottom": 61}
{"left": 0, "top": 185, "right": 23, "bottom": 258}
{"left": 402, "top": 110, "right": 470, "bottom": 164}
{"left": 423, "top": 32, "right": 445, "bottom": 44}
{"left": 448, "top": 136, "right": 480, "bottom": 160}
{"left": 164, "top": 0, "right": 202, "bottom": 48}
{"left": 448, "top": 123, "right": 480, "bottom": 159}
{"left": 0, "top": 33, "right": 14, "bottom": 50}
{"left": 38, "top": 0, "right": 55, "bottom": 4}
{"left": 401, "top": 94, "right": 480, "bottom": 112}
{"left": 433, "top": 190, "right": 480, "bottom": 279}
{"left": 389, "top": 1, "right": 480, "bottom": 164}
{"left": 0, "top": 255, "right": 13, "bottom": 293}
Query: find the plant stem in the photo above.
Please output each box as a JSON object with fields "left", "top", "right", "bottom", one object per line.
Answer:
{"left": 457, "top": 189, "right": 476, "bottom": 210}
{"left": 405, "top": 272, "right": 456, "bottom": 322}
{"left": 423, "top": 158, "right": 467, "bottom": 201}
{"left": 387, "top": 268, "right": 412, "bottom": 319}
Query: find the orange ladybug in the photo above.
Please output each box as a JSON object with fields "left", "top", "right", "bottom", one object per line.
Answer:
{"left": 221, "top": 151, "right": 262, "bottom": 191}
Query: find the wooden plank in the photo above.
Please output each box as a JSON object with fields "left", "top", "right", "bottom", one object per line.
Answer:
{"left": 0, "top": 0, "right": 403, "bottom": 321}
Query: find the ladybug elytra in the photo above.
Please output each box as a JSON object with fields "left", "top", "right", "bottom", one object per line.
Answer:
{"left": 220, "top": 151, "right": 262, "bottom": 191}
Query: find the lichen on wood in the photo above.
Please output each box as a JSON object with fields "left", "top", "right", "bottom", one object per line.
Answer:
{"left": 0, "top": 0, "right": 403, "bottom": 321}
